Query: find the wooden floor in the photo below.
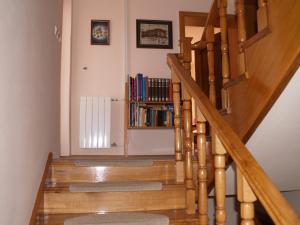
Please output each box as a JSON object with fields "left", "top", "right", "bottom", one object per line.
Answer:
{"left": 41, "top": 210, "right": 200, "bottom": 225}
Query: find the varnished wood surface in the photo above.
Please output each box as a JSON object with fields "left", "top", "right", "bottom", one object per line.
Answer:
{"left": 29, "top": 153, "right": 53, "bottom": 225}
{"left": 206, "top": 25, "right": 217, "bottom": 108}
{"left": 223, "top": 74, "right": 247, "bottom": 89}
{"left": 213, "top": 135, "right": 227, "bottom": 225}
{"left": 241, "top": 27, "right": 271, "bottom": 50}
{"left": 200, "top": 0, "right": 219, "bottom": 42}
{"left": 44, "top": 183, "right": 186, "bottom": 214}
{"left": 237, "top": 168, "right": 257, "bottom": 225}
{"left": 167, "top": 53, "right": 300, "bottom": 225}
{"left": 51, "top": 160, "right": 177, "bottom": 183}
{"left": 172, "top": 75, "right": 183, "bottom": 163}
{"left": 182, "top": 98, "right": 196, "bottom": 214}
{"left": 179, "top": 11, "right": 208, "bottom": 41}
{"left": 41, "top": 210, "right": 200, "bottom": 225}
{"left": 196, "top": 111, "right": 208, "bottom": 225}
{"left": 226, "top": 0, "right": 300, "bottom": 142}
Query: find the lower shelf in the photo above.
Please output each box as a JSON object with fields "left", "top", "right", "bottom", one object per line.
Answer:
{"left": 128, "top": 126, "right": 173, "bottom": 129}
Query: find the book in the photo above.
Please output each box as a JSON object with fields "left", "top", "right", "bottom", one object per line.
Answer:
{"left": 128, "top": 74, "right": 173, "bottom": 103}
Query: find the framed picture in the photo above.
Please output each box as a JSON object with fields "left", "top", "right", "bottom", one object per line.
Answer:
{"left": 136, "top": 20, "right": 173, "bottom": 49}
{"left": 91, "top": 20, "right": 110, "bottom": 45}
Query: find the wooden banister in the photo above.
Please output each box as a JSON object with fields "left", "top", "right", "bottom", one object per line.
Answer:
{"left": 167, "top": 53, "right": 300, "bottom": 225}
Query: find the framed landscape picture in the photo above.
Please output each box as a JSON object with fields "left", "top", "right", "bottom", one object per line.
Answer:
{"left": 91, "top": 20, "right": 110, "bottom": 45}
{"left": 136, "top": 20, "right": 173, "bottom": 49}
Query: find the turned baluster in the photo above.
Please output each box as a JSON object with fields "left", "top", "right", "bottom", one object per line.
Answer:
{"left": 213, "top": 134, "right": 227, "bottom": 225}
{"left": 257, "top": 0, "right": 268, "bottom": 31}
{"left": 182, "top": 87, "right": 196, "bottom": 214}
{"left": 179, "top": 36, "right": 195, "bottom": 214}
{"left": 171, "top": 69, "right": 184, "bottom": 183}
{"left": 218, "top": 0, "right": 231, "bottom": 111}
{"left": 196, "top": 108, "right": 208, "bottom": 225}
{"left": 237, "top": 168, "right": 257, "bottom": 225}
{"left": 206, "top": 25, "right": 216, "bottom": 107}
{"left": 235, "top": 0, "right": 248, "bottom": 77}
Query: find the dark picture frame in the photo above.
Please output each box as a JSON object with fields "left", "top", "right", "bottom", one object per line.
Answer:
{"left": 91, "top": 20, "right": 110, "bottom": 45}
{"left": 136, "top": 19, "right": 173, "bottom": 49}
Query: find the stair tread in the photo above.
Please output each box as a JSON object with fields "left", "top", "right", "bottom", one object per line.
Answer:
{"left": 40, "top": 210, "right": 199, "bottom": 225}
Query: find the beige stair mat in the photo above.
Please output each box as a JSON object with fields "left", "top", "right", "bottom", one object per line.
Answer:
{"left": 64, "top": 212, "right": 169, "bottom": 225}
{"left": 69, "top": 181, "right": 163, "bottom": 192}
{"left": 74, "top": 160, "right": 153, "bottom": 167}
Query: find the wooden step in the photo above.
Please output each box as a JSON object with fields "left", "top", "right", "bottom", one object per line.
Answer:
{"left": 44, "top": 183, "right": 186, "bottom": 214}
{"left": 50, "top": 159, "right": 176, "bottom": 183}
{"left": 40, "top": 210, "right": 199, "bottom": 225}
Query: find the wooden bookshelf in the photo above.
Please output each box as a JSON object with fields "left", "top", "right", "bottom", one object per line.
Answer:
{"left": 125, "top": 82, "right": 174, "bottom": 130}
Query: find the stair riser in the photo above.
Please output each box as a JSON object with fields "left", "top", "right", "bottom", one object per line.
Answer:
{"left": 50, "top": 162, "right": 176, "bottom": 183}
{"left": 44, "top": 187, "right": 185, "bottom": 214}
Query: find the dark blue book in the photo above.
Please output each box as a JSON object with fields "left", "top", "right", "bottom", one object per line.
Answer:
{"left": 137, "top": 73, "right": 143, "bottom": 101}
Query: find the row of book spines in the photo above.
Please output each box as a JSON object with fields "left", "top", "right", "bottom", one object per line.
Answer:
{"left": 129, "top": 105, "right": 174, "bottom": 127}
{"left": 129, "top": 110, "right": 174, "bottom": 128}
{"left": 128, "top": 77, "right": 173, "bottom": 102}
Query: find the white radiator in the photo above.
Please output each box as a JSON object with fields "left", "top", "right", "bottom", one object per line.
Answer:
{"left": 80, "top": 96, "right": 111, "bottom": 149}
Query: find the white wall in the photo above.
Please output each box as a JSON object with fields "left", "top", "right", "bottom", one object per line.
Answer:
{"left": 246, "top": 68, "right": 300, "bottom": 191}
{"left": 283, "top": 191, "right": 300, "bottom": 215}
{"left": 225, "top": 67, "right": 300, "bottom": 195}
{"left": 0, "top": 0, "right": 62, "bottom": 224}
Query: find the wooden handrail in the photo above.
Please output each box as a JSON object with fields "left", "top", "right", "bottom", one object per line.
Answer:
{"left": 167, "top": 53, "right": 300, "bottom": 225}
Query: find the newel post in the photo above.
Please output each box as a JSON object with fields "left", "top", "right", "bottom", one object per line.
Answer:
{"left": 171, "top": 69, "right": 184, "bottom": 183}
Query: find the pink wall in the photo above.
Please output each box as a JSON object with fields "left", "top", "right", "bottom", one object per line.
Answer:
{"left": 70, "top": 0, "right": 126, "bottom": 155}
{"left": 0, "top": 0, "right": 62, "bottom": 224}
{"left": 60, "top": 0, "right": 72, "bottom": 156}
{"left": 64, "top": 0, "right": 213, "bottom": 155}
{"left": 127, "top": 0, "right": 212, "bottom": 155}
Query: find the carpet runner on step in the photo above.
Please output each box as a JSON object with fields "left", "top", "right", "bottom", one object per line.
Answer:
{"left": 64, "top": 212, "right": 169, "bottom": 225}
{"left": 69, "top": 181, "right": 163, "bottom": 192}
{"left": 74, "top": 160, "right": 153, "bottom": 167}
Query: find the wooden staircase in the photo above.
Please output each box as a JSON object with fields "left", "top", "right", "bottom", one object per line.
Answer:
{"left": 37, "top": 156, "right": 200, "bottom": 225}
{"left": 30, "top": 0, "right": 300, "bottom": 224}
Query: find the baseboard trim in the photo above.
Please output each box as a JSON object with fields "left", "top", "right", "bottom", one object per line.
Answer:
{"left": 29, "top": 152, "right": 53, "bottom": 225}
